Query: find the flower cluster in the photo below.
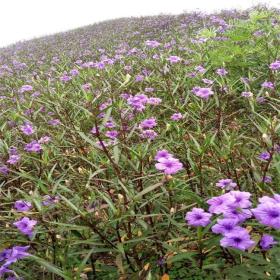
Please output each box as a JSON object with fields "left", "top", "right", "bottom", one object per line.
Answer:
{"left": 155, "top": 150, "right": 183, "bottom": 175}
{"left": 186, "top": 180, "right": 279, "bottom": 251}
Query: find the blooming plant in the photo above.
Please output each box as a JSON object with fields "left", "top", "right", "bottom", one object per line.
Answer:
{"left": 0, "top": 6, "right": 279, "bottom": 280}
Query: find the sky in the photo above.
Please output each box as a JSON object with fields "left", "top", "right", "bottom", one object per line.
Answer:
{"left": 0, "top": 0, "right": 279, "bottom": 48}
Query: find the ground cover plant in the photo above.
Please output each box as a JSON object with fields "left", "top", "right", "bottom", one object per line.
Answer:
{"left": 0, "top": 5, "right": 280, "bottom": 280}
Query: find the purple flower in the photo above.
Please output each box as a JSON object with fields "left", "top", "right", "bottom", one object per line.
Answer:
{"left": 229, "top": 191, "right": 252, "bottom": 208}
{"left": 147, "top": 97, "right": 162, "bottom": 105}
{"left": 223, "top": 207, "right": 252, "bottom": 223}
{"left": 42, "top": 195, "right": 60, "bottom": 206}
{"left": 19, "top": 85, "right": 33, "bottom": 93}
{"left": 195, "top": 65, "right": 206, "bottom": 73}
{"left": 7, "top": 154, "right": 20, "bottom": 165}
{"left": 70, "top": 69, "right": 79, "bottom": 76}
{"left": 0, "top": 165, "right": 9, "bottom": 175}
{"left": 14, "top": 200, "right": 32, "bottom": 212}
{"left": 48, "top": 119, "right": 61, "bottom": 126}
{"left": 13, "top": 217, "right": 37, "bottom": 237}
{"left": 261, "top": 81, "right": 274, "bottom": 89}
{"left": 60, "top": 74, "right": 72, "bottom": 82}
{"left": 241, "top": 91, "right": 253, "bottom": 98}
{"left": 202, "top": 78, "right": 214, "bottom": 85}
{"left": 260, "top": 234, "right": 277, "bottom": 250}
{"left": 154, "top": 150, "right": 173, "bottom": 161}
{"left": 155, "top": 157, "right": 183, "bottom": 175}
{"left": 269, "top": 60, "right": 280, "bottom": 70}
{"left": 216, "top": 179, "right": 237, "bottom": 190}
{"left": 220, "top": 228, "right": 254, "bottom": 251}
{"left": 207, "top": 193, "right": 235, "bottom": 214}
{"left": 252, "top": 202, "right": 280, "bottom": 229}
{"left": 135, "top": 75, "right": 144, "bottom": 82}
{"left": 139, "top": 118, "right": 157, "bottom": 129}
{"left": 20, "top": 122, "right": 35, "bottom": 135}
{"left": 258, "top": 151, "right": 271, "bottom": 161}
{"left": 185, "top": 208, "right": 212, "bottom": 227}
{"left": 82, "top": 83, "right": 92, "bottom": 91}
{"left": 171, "top": 113, "right": 183, "bottom": 121}
{"left": 38, "top": 136, "right": 51, "bottom": 144}
{"left": 145, "top": 40, "right": 160, "bottom": 48}
{"left": 216, "top": 68, "right": 228, "bottom": 76}
{"left": 140, "top": 129, "right": 158, "bottom": 140}
{"left": 212, "top": 218, "right": 241, "bottom": 235}
{"left": 105, "top": 130, "right": 119, "bottom": 139}
{"left": 2, "top": 246, "right": 30, "bottom": 266}
{"left": 192, "top": 87, "right": 214, "bottom": 99}
{"left": 167, "top": 56, "right": 181, "bottom": 63}
{"left": 256, "top": 96, "right": 266, "bottom": 103}
{"left": 262, "top": 176, "right": 272, "bottom": 183}
{"left": 24, "top": 141, "right": 42, "bottom": 153}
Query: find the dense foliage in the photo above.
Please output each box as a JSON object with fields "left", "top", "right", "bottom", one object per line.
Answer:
{"left": 0, "top": 6, "right": 280, "bottom": 280}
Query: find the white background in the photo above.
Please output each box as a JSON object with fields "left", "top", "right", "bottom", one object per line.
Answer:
{"left": 0, "top": 0, "right": 279, "bottom": 48}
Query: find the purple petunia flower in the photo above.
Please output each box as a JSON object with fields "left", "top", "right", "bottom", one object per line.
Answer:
{"left": 252, "top": 202, "right": 280, "bottom": 229}
{"left": 220, "top": 228, "right": 254, "bottom": 251}
{"left": 223, "top": 207, "right": 252, "bottom": 223}
{"left": 207, "top": 193, "right": 235, "bottom": 214}
{"left": 20, "top": 122, "right": 35, "bottom": 135}
{"left": 155, "top": 157, "right": 183, "bottom": 175}
{"left": 262, "top": 176, "right": 272, "bottom": 183}
{"left": 185, "top": 208, "right": 212, "bottom": 227}
{"left": 3, "top": 246, "right": 30, "bottom": 266}
{"left": 7, "top": 154, "right": 20, "bottom": 165}
{"left": 167, "top": 56, "right": 181, "bottom": 63}
{"left": 42, "top": 195, "right": 60, "bottom": 206}
{"left": 0, "top": 165, "right": 9, "bottom": 175}
{"left": 139, "top": 118, "right": 157, "bottom": 129}
{"left": 261, "top": 81, "right": 274, "bottom": 89}
{"left": 19, "top": 85, "right": 33, "bottom": 93}
{"left": 24, "top": 141, "right": 42, "bottom": 153}
{"left": 105, "top": 130, "right": 119, "bottom": 139}
{"left": 140, "top": 129, "right": 158, "bottom": 140}
{"left": 48, "top": 119, "right": 61, "bottom": 126}
{"left": 229, "top": 191, "right": 252, "bottom": 208}
{"left": 14, "top": 200, "right": 32, "bottom": 212}
{"left": 216, "top": 179, "right": 237, "bottom": 190}
{"left": 147, "top": 97, "right": 162, "bottom": 105}
{"left": 269, "top": 60, "right": 280, "bottom": 70}
{"left": 145, "top": 40, "right": 160, "bottom": 48}
{"left": 192, "top": 87, "right": 214, "bottom": 99}
{"left": 241, "top": 91, "right": 253, "bottom": 98}
{"left": 38, "top": 136, "right": 51, "bottom": 144}
{"left": 216, "top": 68, "right": 228, "bottom": 76}
{"left": 202, "top": 78, "right": 214, "bottom": 85}
{"left": 154, "top": 150, "right": 173, "bottom": 161}
{"left": 260, "top": 234, "right": 277, "bottom": 250}
{"left": 13, "top": 217, "right": 37, "bottom": 237}
{"left": 171, "top": 113, "right": 183, "bottom": 121}
{"left": 211, "top": 218, "right": 241, "bottom": 235}
{"left": 258, "top": 151, "right": 271, "bottom": 161}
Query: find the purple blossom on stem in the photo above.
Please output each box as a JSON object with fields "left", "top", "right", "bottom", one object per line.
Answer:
{"left": 14, "top": 200, "right": 32, "bottom": 212}
{"left": 220, "top": 228, "right": 254, "bottom": 251}
{"left": 170, "top": 113, "right": 183, "bottom": 121}
{"left": 260, "top": 234, "right": 277, "bottom": 250}
{"left": 24, "top": 141, "right": 42, "bottom": 153}
{"left": 13, "top": 217, "right": 37, "bottom": 237}
{"left": 192, "top": 87, "right": 214, "bottom": 99}
{"left": 20, "top": 122, "right": 35, "bottom": 135}
{"left": 216, "top": 179, "right": 237, "bottom": 190}
{"left": 155, "top": 157, "right": 183, "bottom": 175}
{"left": 185, "top": 208, "right": 212, "bottom": 227}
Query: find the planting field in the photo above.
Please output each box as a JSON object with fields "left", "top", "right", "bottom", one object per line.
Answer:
{"left": 0, "top": 6, "right": 280, "bottom": 280}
